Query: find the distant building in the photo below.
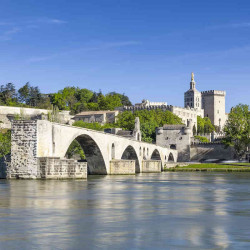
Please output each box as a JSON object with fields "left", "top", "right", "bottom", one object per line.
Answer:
{"left": 134, "top": 99, "right": 167, "bottom": 108}
{"left": 201, "top": 90, "right": 228, "bottom": 129}
{"left": 184, "top": 72, "right": 228, "bottom": 129}
{"left": 156, "top": 123, "right": 192, "bottom": 162}
{"left": 104, "top": 117, "right": 142, "bottom": 141}
{"left": 117, "top": 72, "right": 228, "bottom": 131}
{"left": 73, "top": 110, "right": 119, "bottom": 125}
{"left": 184, "top": 72, "right": 202, "bottom": 109}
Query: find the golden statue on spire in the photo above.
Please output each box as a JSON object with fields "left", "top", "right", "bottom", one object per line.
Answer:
{"left": 191, "top": 72, "right": 194, "bottom": 81}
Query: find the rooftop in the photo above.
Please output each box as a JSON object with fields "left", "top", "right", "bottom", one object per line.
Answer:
{"left": 75, "top": 110, "right": 119, "bottom": 116}
{"left": 163, "top": 124, "right": 186, "bottom": 130}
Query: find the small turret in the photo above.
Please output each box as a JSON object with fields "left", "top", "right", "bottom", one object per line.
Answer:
{"left": 133, "top": 117, "right": 141, "bottom": 141}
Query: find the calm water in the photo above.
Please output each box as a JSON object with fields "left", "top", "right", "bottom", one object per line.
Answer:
{"left": 1, "top": 173, "right": 250, "bottom": 249}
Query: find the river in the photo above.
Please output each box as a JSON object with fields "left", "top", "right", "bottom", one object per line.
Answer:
{"left": 0, "top": 172, "right": 250, "bottom": 249}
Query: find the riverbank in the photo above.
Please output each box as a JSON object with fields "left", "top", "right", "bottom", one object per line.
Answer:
{"left": 165, "top": 163, "right": 250, "bottom": 172}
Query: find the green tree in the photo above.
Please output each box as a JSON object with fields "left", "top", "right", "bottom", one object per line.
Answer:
{"left": 0, "top": 83, "right": 17, "bottom": 105}
{"left": 223, "top": 104, "right": 250, "bottom": 159}
{"left": 0, "top": 130, "right": 11, "bottom": 160}
{"left": 97, "top": 94, "right": 122, "bottom": 110}
{"left": 197, "top": 116, "right": 205, "bottom": 134}
{"left": 141, "top": 121, "right": 158, "bottom": 143}
{"left": 194, "top": 135, "right": 209, "bottom": 143}
{"left": 66, "top": 140, "right": 85, "bottom": 160}
{"left": 73, "top": 121, "right": 103, "bottom": 131}
{"left": 108, "top": 92, "right": 132, "bottom": 106}
{"left": 197, "top": 116, "right": 215, "bottom": 134}
{"left": 116, "top": 109, "right": 183, "bottom": 142}
{"left": 204, "top": 117, "right": 215, "bottom": 133}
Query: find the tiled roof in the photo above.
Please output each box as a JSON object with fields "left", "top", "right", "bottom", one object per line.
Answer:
{"left": 74, "top": 110, "right": 118, "bottom": 116}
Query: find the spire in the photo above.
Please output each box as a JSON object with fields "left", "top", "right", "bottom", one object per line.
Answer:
{"left": 191, "top": 72, "right": 194, "bottom": 82}
{"left": 190, "top": 72, "right": 196, "bottom": 89}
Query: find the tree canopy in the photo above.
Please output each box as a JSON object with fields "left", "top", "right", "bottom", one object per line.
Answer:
{"left": 0, "top": 82, "right": 131, "bottom": 114}
{"left": 223, "top": 104, "right": 250, "bottom": 159}
{"left": 197, "top": 116, "right": 215, "bottom": 134}
{"left": 0, "top": 130, "right": 11, "bottom": 160}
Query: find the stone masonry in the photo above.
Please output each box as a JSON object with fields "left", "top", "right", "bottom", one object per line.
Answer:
{"left": 9, "top": 120, "right": 177, "bottom": 177}
{"left": 110, "top": 160, "right": 136, "bottom": 174}
{"left": 38, "top": 157, "right": 87, "bottom": 179}
{"left": 141, "top": 160, "right": 162, "bottom": 173}
{"left": 9, "top": 120, "right": 38, "bottom": 179}
{"left": 9, "top": 120, "right": 88, "bottom": 179}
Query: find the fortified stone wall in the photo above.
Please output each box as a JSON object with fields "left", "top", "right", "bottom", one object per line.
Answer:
{"left": 118, "top": 104, "right": 203, "bottom": 128}
{"left": 110, "top": 160, "right": 135, "bottom": 174}
{"left": 38, "top": 157, "right": 87, "bottom": 179}
{"left": 156, "top": 125, "right": 191, "bottom": 162}
{"left": 190, "top": 143, "right": 234, "bottom": 161}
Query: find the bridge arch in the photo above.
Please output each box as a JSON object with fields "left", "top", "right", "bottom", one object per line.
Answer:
{"left": 151, "top": 149, "right": 161, "bottom": 160}
{"left": 121, "top": 145, "right": 140, "bottom": 173}
{"left": 168, "top": 152, "right": 175, "bottom": 162}
{"left": 65, "top": 134, "right": 107, "bottom": 175}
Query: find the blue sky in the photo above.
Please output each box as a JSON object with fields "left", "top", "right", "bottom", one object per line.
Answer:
{"left": 0, "top": 0, "right": 249, "bottom": 112}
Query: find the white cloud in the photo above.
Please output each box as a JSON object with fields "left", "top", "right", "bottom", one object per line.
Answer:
{"left": 46, "top": 19, "right": 67, "bottom": 24}
{"left": 0, "top": 17, "right": 67, "bottom": 42}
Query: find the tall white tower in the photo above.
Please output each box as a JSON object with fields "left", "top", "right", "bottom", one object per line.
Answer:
{"left": 184, "top": 72, "right": 202, "bottom": 109}
{"left": 201, "top": 90, "right": 227, "bottom": 130}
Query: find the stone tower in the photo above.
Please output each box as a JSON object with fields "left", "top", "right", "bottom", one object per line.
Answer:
{"left": 133, "top": 117, "right": 142, "bottom": 141}
{"left": 201, "top": 90, "right": 227, "bottom": 130}
{"left": 184, "top": 72, "right": 202, "bottom": 109}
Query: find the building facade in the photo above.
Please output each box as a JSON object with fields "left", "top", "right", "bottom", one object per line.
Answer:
{"left": 184, "top": 72, "right": 227, "bottom": 130}
{"left": 201, "top": 90, "right": 228, "bottom": 129}
{"left": 134, "top": 99, "right": 167, "bottom": 108}
{"left": 156, "top": 124, "right": 192, "bottom": 162}
{"left": 73, "top": 110, "right": 119, "bottom": 125}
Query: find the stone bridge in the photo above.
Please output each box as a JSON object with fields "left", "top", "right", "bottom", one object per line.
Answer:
{"left": 10, "top": 120, "right": 177, "bottom": 178}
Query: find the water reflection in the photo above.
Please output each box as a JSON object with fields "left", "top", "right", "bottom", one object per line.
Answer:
{"left": 0, "top": 173, "right": 250, "bottom": 249}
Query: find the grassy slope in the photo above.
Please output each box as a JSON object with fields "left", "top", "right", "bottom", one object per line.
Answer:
{"left": 166, "top": 163, "right": 250, "bottom": 172}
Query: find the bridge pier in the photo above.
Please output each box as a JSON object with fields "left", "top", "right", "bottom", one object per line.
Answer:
{"left": 110, "top": 160, "right": 136, "bottom": 174}
{"left": 141, "top": 160, "right": 162, "bottom": 173}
